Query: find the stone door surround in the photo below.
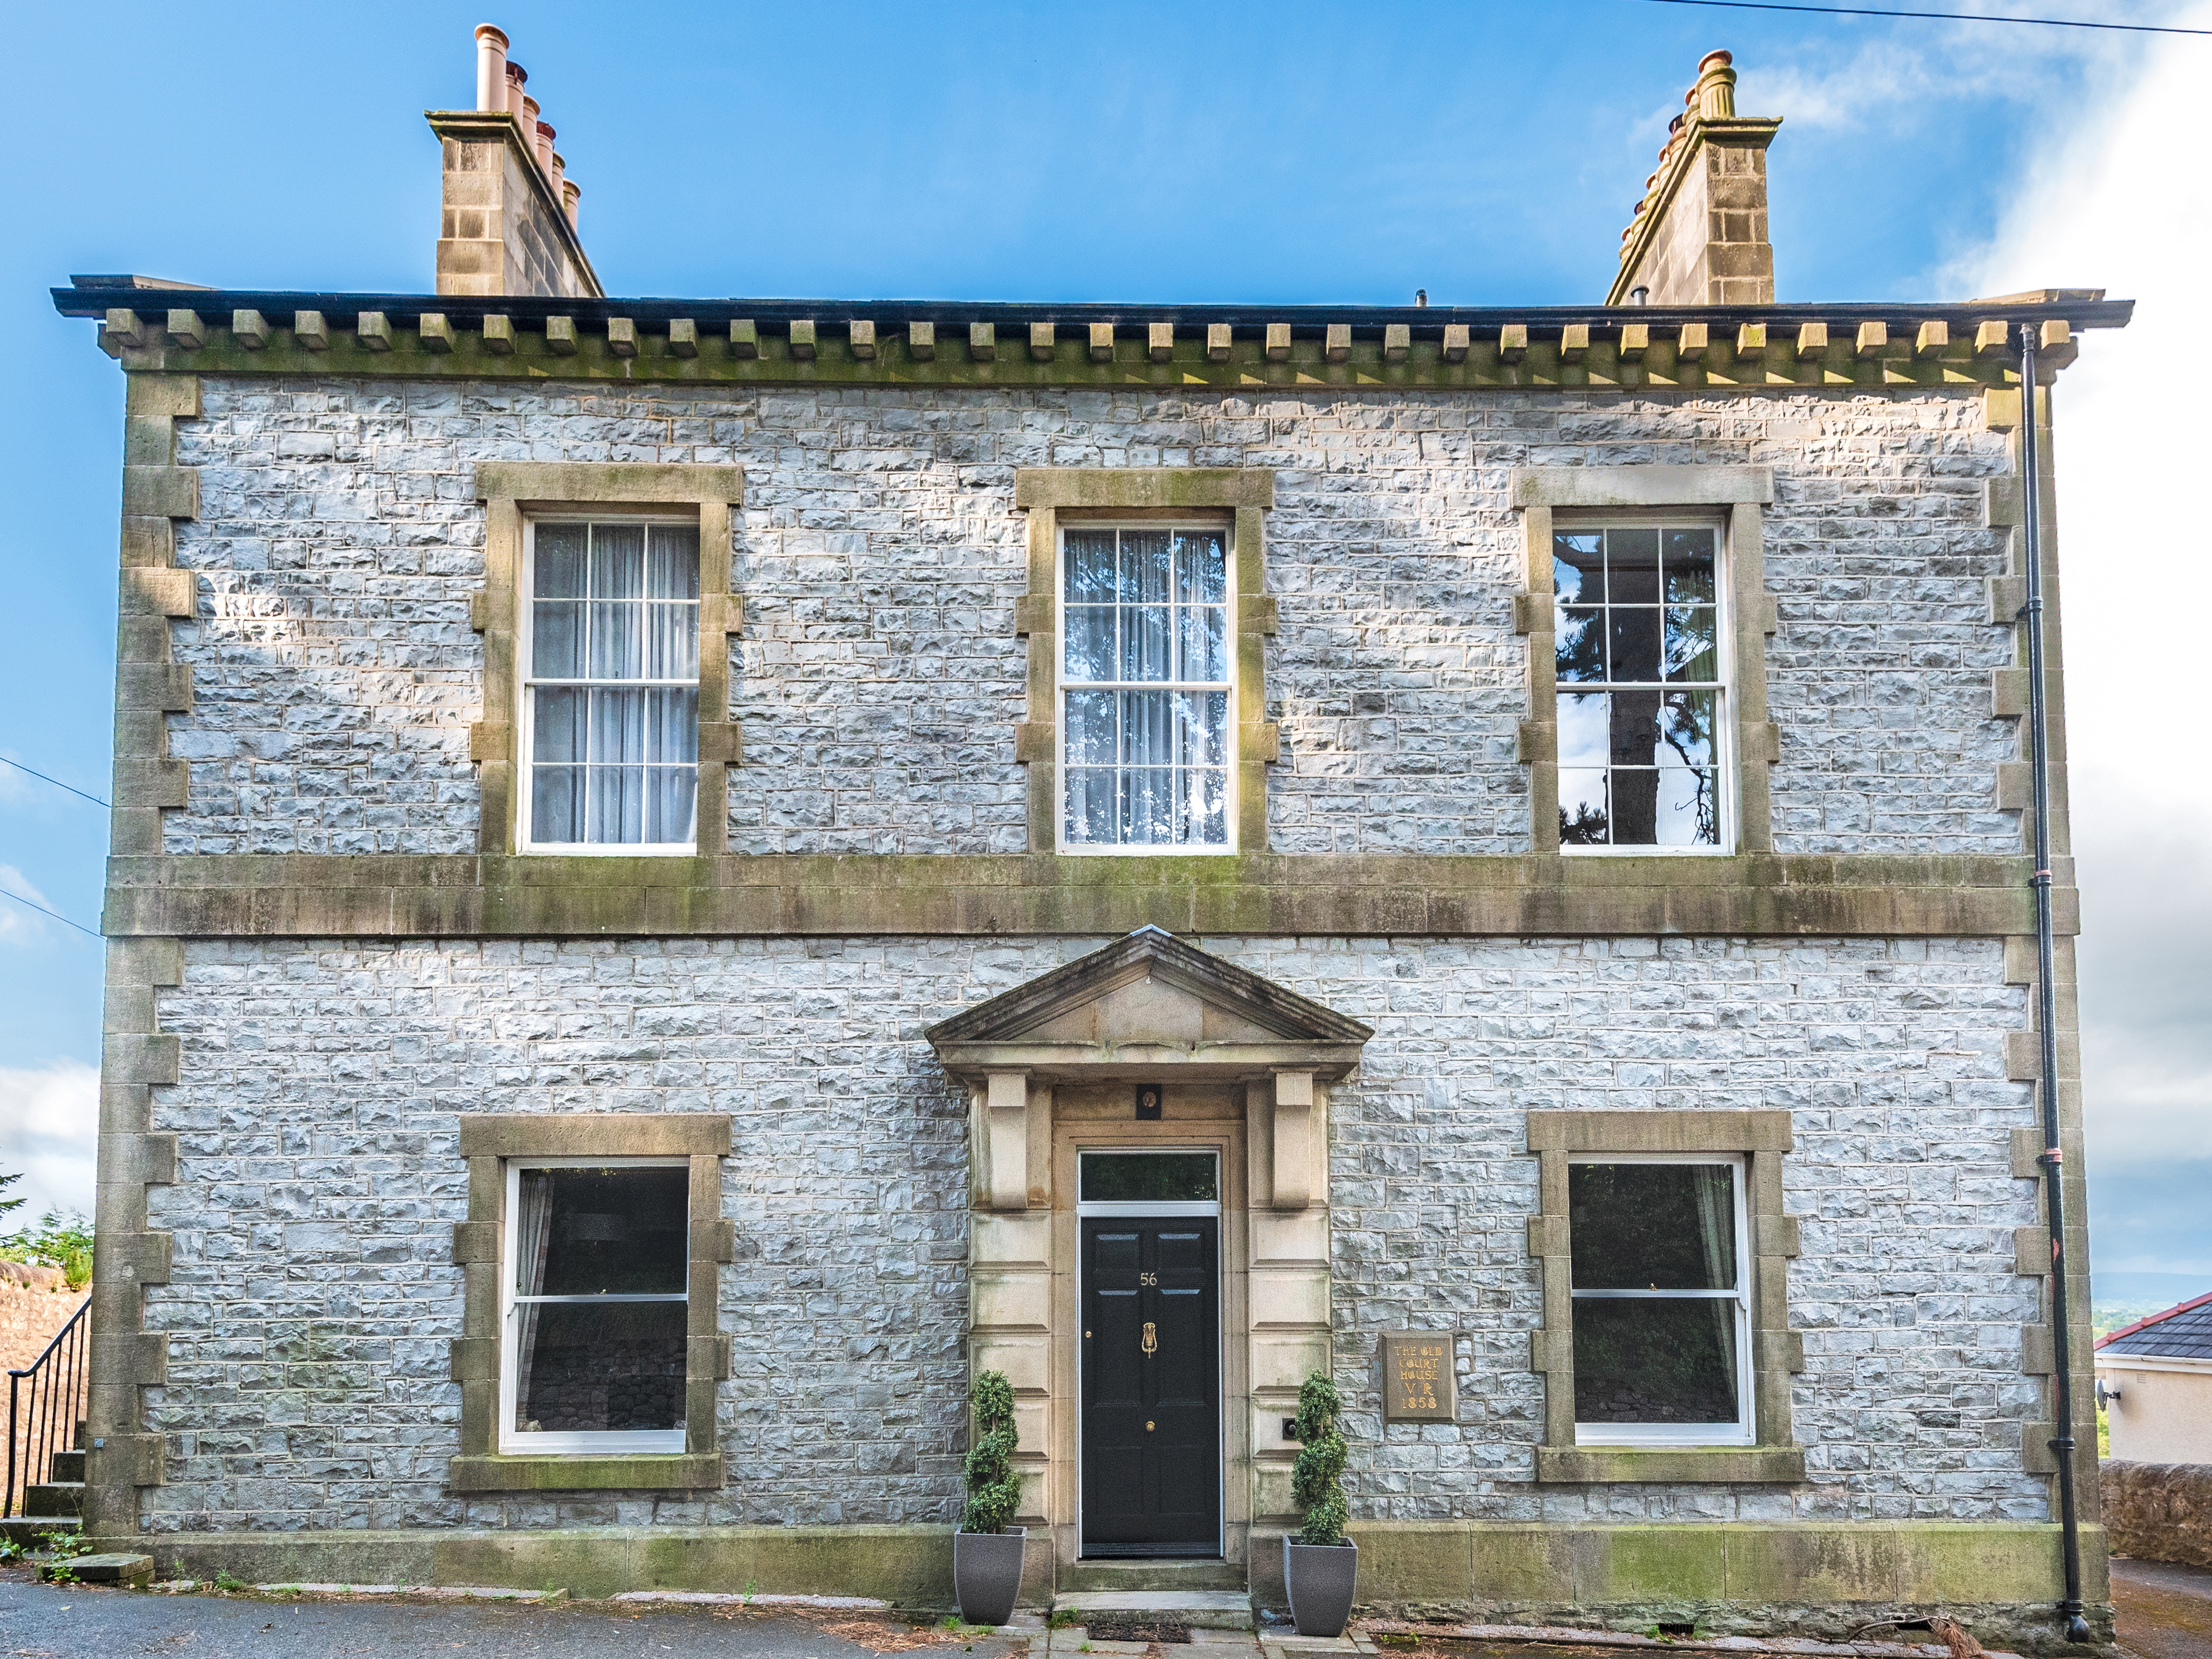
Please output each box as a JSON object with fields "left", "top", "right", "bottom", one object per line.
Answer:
{"left": 927, "top": 928, "right": 1372, "bottom": 1571}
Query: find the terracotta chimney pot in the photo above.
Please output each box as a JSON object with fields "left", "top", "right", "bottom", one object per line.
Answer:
{"left": 562, "top": 179, "right": 581, "bottom": 230}
{"left": 1692, "top": 49, "right": 1738, "bottom": 120}
{"left": 506, "top": 61, "right": 528, "bottom": 124}
{"left": 534, "top": 118, "right": 556, "bottom": 172}
{"left": 474, "top": 24, "right": 510, "bottom": 112}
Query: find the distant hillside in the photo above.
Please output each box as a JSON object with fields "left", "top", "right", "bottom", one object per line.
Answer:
{"left": 2092, "top": 1271, "right": 2212, "bottom": 1339}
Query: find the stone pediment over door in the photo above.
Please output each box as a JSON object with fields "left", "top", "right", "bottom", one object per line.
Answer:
{"left": 931, "top": 928, "right": 1365, "bottom": 1559}
{"left": 925, "top": 925, "right": 1372, "bottom": 1083}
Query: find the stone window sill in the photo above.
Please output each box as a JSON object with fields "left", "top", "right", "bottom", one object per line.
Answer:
{"left": 447, "top": 1453, "right": 725, "bottom": 1493}
{"left": 1536, "top": 1445, "right": 1806, "bottom": 1484}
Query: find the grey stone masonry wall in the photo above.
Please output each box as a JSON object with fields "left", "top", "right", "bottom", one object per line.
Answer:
{"left": 141, "top": 932, "right": 2043, "bottom": 1532}
{"left": 159, "top": 377, "right": 2019, "bottom": 858}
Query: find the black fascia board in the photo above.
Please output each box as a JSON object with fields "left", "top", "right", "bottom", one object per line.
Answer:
{"left": 51, "top": 282, "right": 2136, "bottom": 336}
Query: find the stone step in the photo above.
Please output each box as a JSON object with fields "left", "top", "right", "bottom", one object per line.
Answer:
{"left": 1060, "top": 1559, "right": 1248, "bottom": 1593}
{"left": 26, "top": 1481, "right": 85, "bottom": 1518}
{"left": 49, "top": 1449, "right": 85, "bottom": 1483}
{"left": 55, "top": 1552, "right": 153, "bottom": 1587}
{"left": 1050, "top": 1590, "right": 1255, "bottom": 1631}
{"left": 0, "top": 1515, "right": 81, "bottom": 1549}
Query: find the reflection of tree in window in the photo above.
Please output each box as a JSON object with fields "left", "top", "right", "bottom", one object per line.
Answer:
{"left": 1554, "top": 527, "right": 1721, "bottom": 849}
{"left": 509, "top": 1166, "right": 688, "bottom": 1440}
{"left": 1568, "top": 1162, "right": 1746, "bottom": 1431}
{"left": 1080, "top": 1153, "right": 1219, "bottom": 1202}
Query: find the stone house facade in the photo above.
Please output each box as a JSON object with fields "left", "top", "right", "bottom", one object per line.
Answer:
{"left": 53, "top": 30, "right": 2128, "bottom": 1647}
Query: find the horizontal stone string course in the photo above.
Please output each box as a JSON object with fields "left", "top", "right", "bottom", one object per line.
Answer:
{"left": 100, "top": 853, "right": 2075, "bottom": 939}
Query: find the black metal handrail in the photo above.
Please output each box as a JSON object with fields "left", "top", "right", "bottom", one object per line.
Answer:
{"left": 6, "top": 1293, "right": 89, "bottom": 1518}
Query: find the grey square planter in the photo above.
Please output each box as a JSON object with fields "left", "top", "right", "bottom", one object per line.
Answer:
{"left": 1283, "top": 1533, "right": 1357, "bottom": 1637}
{"left": 954, "top": 1525, "right": 1027, "bottom": 1626}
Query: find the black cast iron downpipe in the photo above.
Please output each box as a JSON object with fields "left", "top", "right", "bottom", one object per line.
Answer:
{"left": 2018, "top": 324, "right": 2091, "bottom": 1646}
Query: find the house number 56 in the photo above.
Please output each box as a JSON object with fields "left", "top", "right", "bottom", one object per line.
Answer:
{"left": 1140, "top": 1272, "right": 1157, "bottom": 1285}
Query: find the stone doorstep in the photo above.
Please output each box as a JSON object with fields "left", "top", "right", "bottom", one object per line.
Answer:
{"left": 1357, "top": 1626, "right": 2025, "bottom": 1659}
{"left": 1051, "top": 1590, "right": 1259, "bottom": 1631}
{"left": 613, "top": 1591, "right": 894, "bottom": 1608}
{"left": 256, "top": 1583, "right": 560, "bottom": 1600}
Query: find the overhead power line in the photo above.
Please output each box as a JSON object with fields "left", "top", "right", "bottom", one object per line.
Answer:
{"left": 1633, "top": 0, "right": 2212, "bottom": 34}
{"left": 0, "top": 885, "right": 102, "bottom": 940}
{"left": 0, "top": 755, "right": 110, "bottom": 809}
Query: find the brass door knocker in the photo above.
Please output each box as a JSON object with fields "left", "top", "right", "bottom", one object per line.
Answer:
{"left": 1141, "top": 1321, "right": 1157, "bottom": 1355}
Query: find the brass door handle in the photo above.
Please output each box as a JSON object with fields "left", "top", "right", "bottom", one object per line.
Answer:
{"left": 1141, "top": 1321, "right": 1157, "bottom": 1356}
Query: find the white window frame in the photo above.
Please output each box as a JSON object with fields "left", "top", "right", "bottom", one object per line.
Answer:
{"left": 1055, "top": 518, "right": 1239, "bottom": 857}
{"left": 1568, "top": 1151, "right": 1755, "bottom": 1447}
{"left": 498, "top": 1154, "right": 691, "bottom": 1456}
{"left": 518, "top": 513, "right": 703, "bottom": 857}
{"left": 1553, "top": 513, "right": 1735, "bottom": 857}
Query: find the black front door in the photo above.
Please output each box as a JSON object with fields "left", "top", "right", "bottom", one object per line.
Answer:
{"left": 1081, "top": 1217, "right": 1221, "bottom": 1555}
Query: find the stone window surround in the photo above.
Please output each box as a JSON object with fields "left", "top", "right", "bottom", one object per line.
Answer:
{"left": 448, "top": 1112, "right": 735, "bottom": 1492}
{"left": 1513, "top": 466, "right": 1781, "bottom": 856}
{"left": 1527, "top": 1108, "right": 1807, "bottom": 1484}
{"left": 1013, "top": 470, "right": 1278, "bottom": 855}
{"left": 470, "top": 463, "right": 745, "bottom": 857}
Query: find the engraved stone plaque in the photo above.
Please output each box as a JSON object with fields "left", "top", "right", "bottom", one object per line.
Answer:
{"left": 1382, "top": 1333, "right": 1456, "bottom": 1423}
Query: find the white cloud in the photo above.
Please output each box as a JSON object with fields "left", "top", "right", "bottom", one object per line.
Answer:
{"left": 0, "top": 865, "right": 60, "bottom": 944}
{"left": 1739, "top": 6, "right": 2142, "bottom": 134}
{"left": 1952, "top": 9, "right": 2212, "bottom": 1269}
{"left": 0, "top": 1059, "right": 98, "bottom": 1225}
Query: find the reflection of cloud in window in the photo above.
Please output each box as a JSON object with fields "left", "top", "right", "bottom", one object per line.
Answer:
{"left": 1656, "top": 768, "right": 1718, "bottom": 846}
{"left": 1559, "top": 693, "right": 1610, "bottom": 769}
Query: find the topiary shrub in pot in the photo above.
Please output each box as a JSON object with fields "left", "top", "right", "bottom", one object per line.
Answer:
{"left": 1283, "top": 1369, "right": 1357, "bottom": 1637}
{"left": 954, "top": 1368, "right": 1026, "bottom": 1626}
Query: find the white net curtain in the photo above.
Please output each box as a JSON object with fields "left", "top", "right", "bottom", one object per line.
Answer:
{"left": 1061, "top": 527, "right": 1231, "bottom": 848}
{"left": 528, "top": 522, "right": 700, "bottom": 846}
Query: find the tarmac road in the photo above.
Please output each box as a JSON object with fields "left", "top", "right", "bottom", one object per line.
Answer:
{"left": 2114, "top": 1557, "right": 2212, "bottom": 1659}
{"left": 0, "top": 1573, "right": 1026, "bottom": 1659}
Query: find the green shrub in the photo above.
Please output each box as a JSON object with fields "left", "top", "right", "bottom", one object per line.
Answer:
{"left": 961, "top": 1369, "right": 1022, "bottom": 1535}
{"left": 0, "top": 1207, "right": 94, "bottom": 1290}
{"left": 1290, "top": 1370, "right": 1348, "bottom": 1547}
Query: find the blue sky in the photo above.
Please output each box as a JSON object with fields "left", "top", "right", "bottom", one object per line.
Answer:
{"left": 1, "top": 0, "right": 2205, "bottom": 1289}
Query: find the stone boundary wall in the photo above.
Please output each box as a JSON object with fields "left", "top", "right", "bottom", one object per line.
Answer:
{"left": 2102, "top": 1459, "right": 2212, "bottom": 1567}
{"left": 3, "top": 1284, "right": 89, "bottom": 1505}
{"left": 0, "top": 1282, "right": 86, "bottom": 1374}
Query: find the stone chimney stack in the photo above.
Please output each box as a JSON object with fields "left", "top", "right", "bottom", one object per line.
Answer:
{"left": 1607, "top": 51, "right": 1779, "bottom": 306}
{"left": 428, "top": 24, "right": 602, "bottom": 299}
